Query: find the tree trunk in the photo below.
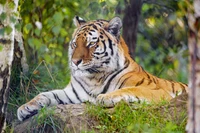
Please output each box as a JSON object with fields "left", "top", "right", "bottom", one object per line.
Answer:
{"left": 186, "top": 0, "right": 200, "bottom": 132}
{"left": 122, "top": 0, "right": 143, "bottom": 59}
{"left": 0, "top": 1, "right": 23, "bottom": 132}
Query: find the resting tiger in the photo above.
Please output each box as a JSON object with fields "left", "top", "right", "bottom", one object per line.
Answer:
{"left": 17, "top": 16, "right": 188, "bottom": 121}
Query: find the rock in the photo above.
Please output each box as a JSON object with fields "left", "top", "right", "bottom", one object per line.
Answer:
{"left": 14, "top": 103, "right": 99, "bottom": 133}
{"left": 14, "top": 93, "right": 188, "bottom": 133}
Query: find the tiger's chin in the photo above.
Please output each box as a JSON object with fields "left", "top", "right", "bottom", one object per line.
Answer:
{"left": 72, "top": 69, "right": 97, "bottom": 77}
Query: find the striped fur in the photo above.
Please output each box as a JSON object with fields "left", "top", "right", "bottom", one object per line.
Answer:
{"left": 17, "top": 16, "right": 188, "bottom": 121}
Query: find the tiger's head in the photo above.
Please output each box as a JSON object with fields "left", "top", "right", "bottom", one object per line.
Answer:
{"left": 69, "top": 16, "right": 127, "bottom": 77}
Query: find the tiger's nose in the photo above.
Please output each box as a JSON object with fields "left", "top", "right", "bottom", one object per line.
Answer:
{"left": 72, "top": 59, "right": 82, "bottom": 66}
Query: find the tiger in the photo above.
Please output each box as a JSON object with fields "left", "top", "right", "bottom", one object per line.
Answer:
{"left": 17, "top": 16, "right": 188, "bottom": 121}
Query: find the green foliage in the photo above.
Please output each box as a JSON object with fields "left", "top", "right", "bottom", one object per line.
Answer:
{"left": 0, "top": 26, "right": 13, "bottom": 36}
{"left": 87, "top": 101, "right": 187, "bottom": 133}
{"left": 0, "top": 0, "right": 6, "bottom": 5}
{"left": 4, "top": 26, "right": 13, "bottom": 35}
{"left": 15, "top": 23, "right": 21, "bottom": 31}
{"left": 136, "top": 0, "right": 188, "bottom": 83}
{"left": 0, "top": 45, "right": 3, "bottom": 51}
{"left": 0, "top": 12, "right": 6, "bottom": 21}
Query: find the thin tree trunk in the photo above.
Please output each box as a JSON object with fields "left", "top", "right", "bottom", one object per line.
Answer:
{"left": 186, "top": 0, "right": 200, "bottom": 132}
{"left": 122, "top": 0, "right": 143, "bottom": 59}
{"left": 0, "top": 1, "right": 20, "bottom": 132}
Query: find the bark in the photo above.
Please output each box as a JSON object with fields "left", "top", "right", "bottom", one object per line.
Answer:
{"left": 186, "top": 0, "right": 200, "bottom": 132}
{"left": 10, "top": 22, "right": 29, "bottom": 93}
{"left": 122, "top": 0, "right": 143, "bottom": 59}
{"left": 0, "top": 1, "right": 21, "bottom": 132}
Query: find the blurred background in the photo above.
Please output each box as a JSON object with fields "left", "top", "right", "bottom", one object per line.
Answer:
{"left": 7, "top": 0, "right": 189, "bottom": 122}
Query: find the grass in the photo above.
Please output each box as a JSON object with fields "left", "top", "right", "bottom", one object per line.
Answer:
{"left": 86, "top": 101, "right": 187, "bottom": 133}
{"left": 6, "top": 60, "right": 70, "bottom": 130}
{"left": 6, "top": 61, "right": 187, "bottom": 133}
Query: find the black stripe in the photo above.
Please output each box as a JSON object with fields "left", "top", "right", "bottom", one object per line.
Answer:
{"left": 63, "top": 90, "right": 73, "bottom": 104}
{"left": 171, "top": 82, "right": 175, "bottom": 93}
{"left": 42, "top": 94, "right": 51, "bottom": 106}
{"left": 152, "top": 77, "right": 157, "bottom": 84}
{"left": 108, "top": 38, "right": 113, "bottom": 55}
{"left": 136, "top": 96, "right": 141, "bottom": 103}
{"left": 179, "top": 83, "right": 186, "bottom": 91}
{"left": 145, "top": 72, "right": 152, "bottom": 85}
{"left": 102, "top": 52, "right": 108, "bottom": 57}
{"left": 101, "top": 58, "right": 130, "bottom": 94}
{"left": 147, "top": 80, "right": 152, "bottom": 85}
{"left": 102, "top": 57, "right": 110, "bottom": 64}
{"left": 145, "top": 72, "right": 151, "bottom": 81}
{"left": 96, "top": 23, "right": 101, "bottom": 26}
{"left": 86, "top": 68, "right": 100, "bottom": 73}
{"left": 90, "top": 30, "right": 96, "bottom": 32}
{"left": 23, "top": 110, "right": 38, "bottom": 121}
{"left": 118, "top": 75, "right": 132, "bottom": 89}
{"left": 94, "top": 40, "right": 106, "bottom": 55}
{"left": 93, "top": 25, "right": 98, "bottom": 30}
{"left": 135, "top": 78, "right": 145, "bottom": 86}
{"left": 180, "top": 84, "right": 186, "bottom": 93}
{"left": 73, "top": 77, "right": 91, "bottom": 96}
{"left": 51, "top": 92, "right": 64, "bottom": 104}
{"left": 71, "top": 83, "right": 82, "bottom": 102}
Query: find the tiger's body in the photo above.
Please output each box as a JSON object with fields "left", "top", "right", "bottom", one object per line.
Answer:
{"left": 17, "top": 16, "right": 188, "bottom": 121}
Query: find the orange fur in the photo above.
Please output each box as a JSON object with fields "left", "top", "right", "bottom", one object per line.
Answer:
{"left": 100, "top": 36, "right": 188, "bottom": 103}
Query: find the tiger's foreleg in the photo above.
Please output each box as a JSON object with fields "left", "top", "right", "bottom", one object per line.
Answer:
{"left": 17, "top": 84, "right": 82, "bottom": 121}
{"left": 96, "top": 87, "right": 171, "bottom": 107}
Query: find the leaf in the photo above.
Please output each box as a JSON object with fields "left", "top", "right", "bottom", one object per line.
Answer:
{"left": 52, "top": 25, "right": 61, "bottom": 35}
{"left": 0, "top": 45, "right": 3, "bottom": 51}
{"left": 39, "top": 45, "right": 48, "bottom": 53}
{"left": 28, "top": 38, "right": 35, "bottom": 49}
{"left": 0, "top": 12, "right": 6, "bottom": 21}
{"left": 28, "top": 38, "right": 42, "bottom": 50}
{"left": 15, "top": 23, "right": 21, "bottom": 31}
{"left": 0, "top": 28, "right": 5, "bottom": 35}
{"left": 53, "top": 12, "right": 63, "bottom": 24}
{"left": 24, "top": 23, "right": 33, "bottom": 34}
{"left": 10, "top": 16, "right": 16, "bottom": 23}
{"left": 33, "top": 70, "right": 40, "bottom": 75}
{"left": 8, "top": 1, "right": 15, "bottom": 9}
{"left": 5, "top": 26, "right": 13, "bottom": 35}
{"left": 55, "top": 50, "right": 62, "bottom": 57}
{"left": 34, "top": 29, "right": 41, "bottom": 36}
{"left": 60, "top": 28, "right": 68, "bottom": 37}
{"left": 33, "top": 38, "right": 42, "bottom": 50}
{"left": 0, "top": 0, "right": 6, "bottom": 5}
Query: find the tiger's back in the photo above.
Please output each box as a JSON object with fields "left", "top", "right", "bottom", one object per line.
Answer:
{"left": 17, "top": 16, "right": 188, "bottom": 121}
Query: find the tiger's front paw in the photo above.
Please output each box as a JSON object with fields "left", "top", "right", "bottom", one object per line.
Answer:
{"left": 17, "top": 94, "right": 49, "bottom": 121}
{"left": 96, "top": 93, "right": 138, "bottom": 107}
{"left": 17, "top": 103, "right": 39, "bottom": 121}
{"left": 96, "top": 94, "right": 125, "bottom": 107}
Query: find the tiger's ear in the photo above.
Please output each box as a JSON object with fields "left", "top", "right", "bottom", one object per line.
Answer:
{"left": 73, "top": 16, "right": 86, "bottom": 27}
{"left": 107, "top": 17, "right": 122, "bottom": 38}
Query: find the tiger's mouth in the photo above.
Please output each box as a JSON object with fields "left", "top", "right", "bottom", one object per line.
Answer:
{"left": 85, "top": 68, "right": 101, "bottom": 73}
